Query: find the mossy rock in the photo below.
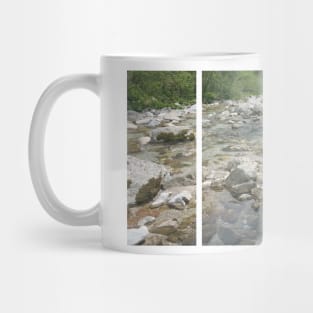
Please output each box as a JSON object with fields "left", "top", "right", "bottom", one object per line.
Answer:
{"left": 128, "top": 140, "right": 141, "bottom": 154}
{"left": 135, "top": 176, "right": 162, "bottom": 205}
{"left": 156, "top": 130, "right": 195, "bottom": 143}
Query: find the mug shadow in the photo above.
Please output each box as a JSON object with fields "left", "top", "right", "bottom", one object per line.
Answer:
{"left": 28, "top": 223, "right": 114, "bottom": 253}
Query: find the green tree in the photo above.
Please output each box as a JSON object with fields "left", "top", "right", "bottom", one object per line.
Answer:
{"left": 202, "top": 71, "right": 262, "bottom": 103}
{"left": 127, "top": 71, "right": 196, "bottom": 112}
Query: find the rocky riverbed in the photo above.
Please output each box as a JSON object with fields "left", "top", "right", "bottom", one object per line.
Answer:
{"left": 202, "top": 96, "right": 263, "bottom": 245}
{"left": 127, "top": 105, "right": 197, "bottom": 245}
{"left": 127, "top": 95, "right": 262, "bottom": 246}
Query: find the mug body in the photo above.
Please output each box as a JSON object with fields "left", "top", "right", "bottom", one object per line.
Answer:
{"left": 100, "top": 54, "right": 262, "bottom": 254}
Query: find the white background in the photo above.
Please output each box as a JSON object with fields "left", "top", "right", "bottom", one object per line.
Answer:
{"left": 1, "top": 0, "right": 313, "bottom": 312}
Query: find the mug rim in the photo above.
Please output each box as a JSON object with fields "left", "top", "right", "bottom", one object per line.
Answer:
{"left": 101, "top": 52, "right": 259, "bottom": 61}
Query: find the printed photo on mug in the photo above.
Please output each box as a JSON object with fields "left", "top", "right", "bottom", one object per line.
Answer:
{"left": 127, "top": 71, "right": 197, "bottom": 246}
{"left": 202, "top": 71, "right": 263, "bottom": 245}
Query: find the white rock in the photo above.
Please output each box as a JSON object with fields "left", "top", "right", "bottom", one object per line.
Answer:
{"left": 136, "top": 118, "right": 151, "bottom": 125}
{"left": 151, "top": 191, "right": 172, "bottom": 208}
{"left": 138, "top": 136, "right": 151, "bottom": 146}
{"left": 127, "top": 226, "right": 149, "bottom": 245}
{"left": 137, "top": 216, "right": 156, "bottom": 226}
{"left": 237, "top": 160, "right": 258, "bottom": 180}
{"left": 238, "top": 193, "right": 253, "bottom": 201}
{"left": 168, "top": 191, "right": 192, "bottom": 210}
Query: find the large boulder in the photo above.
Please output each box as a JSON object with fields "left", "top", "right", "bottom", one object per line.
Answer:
{"left": 127, "top": 156, "right": 168, "bottom": 207}
{"left": 151, "top": 126, "right": 195, "bottom": 143}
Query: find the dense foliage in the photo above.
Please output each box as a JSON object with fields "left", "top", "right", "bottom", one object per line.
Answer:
{"left": 202, "top": 71, "right": 262, "bottom": 103}
{"left": 127, "top": 71, "right": 196, "bottom": 111}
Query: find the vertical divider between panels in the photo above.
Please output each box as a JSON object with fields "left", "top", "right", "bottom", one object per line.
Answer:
{"left": 196, "top": 71, "right": 202, "bottom": 246}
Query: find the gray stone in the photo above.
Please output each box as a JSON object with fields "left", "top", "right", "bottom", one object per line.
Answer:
{"left": 230, "top": 181, "right": 256, "bottom": 196}
{"left": 128, "top": 110, "right": 142, "bottom": 122}
{"left": 225, "top": 168, "right": 250, "bottom": 188}
{"left": 127, "top": 156, "right": 168, "bottom": 206}
{"left": 144, "top": 112, "right": 154, "bottom": 117}
{"left": 127, "top": 226, "right": 149, "bottom": 245}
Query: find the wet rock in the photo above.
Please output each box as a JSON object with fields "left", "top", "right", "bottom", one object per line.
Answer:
{"left": 137, "top": 216, "right": 156, "bottom": 226}
{"left": 225, "top": 168, "right": 250, "bottom": 188}
{"left": 230, "top": 181, "right": 256, "bottom": 196}
{"left": 151, "top": 191, "right": 171, "bottom": 208}
{"left": 127, "top": 156, "right": 168, "bottom": 206}
{"left": 127, "top": 226, "right": 149, "bottom": 245}
{"left": 151, "top": 126, "right": 194, "bottom": 143}
{"left": 168, "top": 191, "right": 192, "bottom": 210}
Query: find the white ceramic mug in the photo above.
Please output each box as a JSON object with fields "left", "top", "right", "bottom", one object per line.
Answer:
{"left": 29, "top": 53, "right": 263, "bottom": 253}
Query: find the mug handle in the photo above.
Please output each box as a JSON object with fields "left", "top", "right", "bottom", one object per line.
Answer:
{"left": 29, "top": 74, "right": 100, "bottom": 226}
